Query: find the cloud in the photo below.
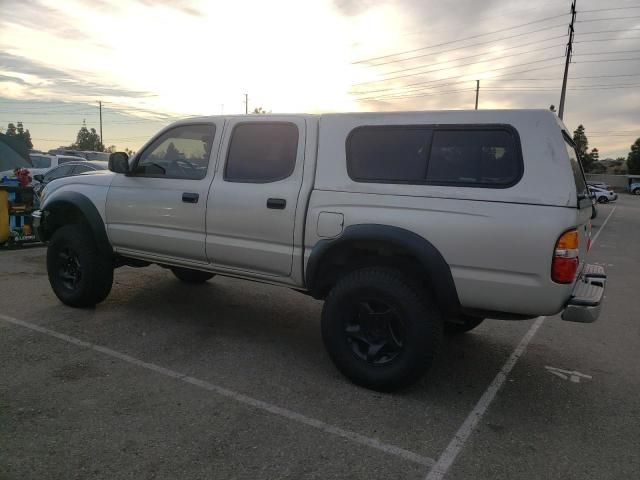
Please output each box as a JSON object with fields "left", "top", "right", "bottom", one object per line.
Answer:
{"left": 0, "top": 52, "right": 153, "bottom": 99}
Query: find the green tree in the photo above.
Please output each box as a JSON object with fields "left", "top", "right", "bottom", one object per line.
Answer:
{"left": 16, "top": 121, "right": 33, "bottom": 149}
{"left": 573, "top": 125, "right": 594, "bottom": 172}
{"left": 252, "top": 107, "right": 267, "bottom": 114}
{"left": 5, "top": 122, "right": 33, "bottom": 150}
{"left": 165, "top": 142, "right": 181, "bottom": 160}
{"left": 71, "top": 120, "right": 104, "bottom": 151}
{"left": 627, "top": 138, "right": 640, "bottom": 174}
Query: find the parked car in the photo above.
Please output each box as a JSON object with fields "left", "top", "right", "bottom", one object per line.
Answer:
{"left": 588, "top": 185, "right": 617, "bottom": 203}
{"left": 28, "top": 153, "right": 86, "bottom": 177}
{"left": 629, "top": 182, "right": 640, "bottom": 195}
{"left": 33, "top": 110, "right": 606, "bottom": 391}
{"left": 32, "top": 161, "right": 107, "bottom": 196}
{"left": 587, "top": 181, "right": 611, "bottom": 191}
{"left": 47, "top": 149, "right": 110, "bottom": 162}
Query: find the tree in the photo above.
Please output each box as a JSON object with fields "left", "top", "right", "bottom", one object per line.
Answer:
{"left": 573, "top": 125, "right": 595, "bottom": 172}
{"left": 105, "top": 145, "right": 117, "bottom": 153}
{"left": 590, "top": 162, "right": 606, "bottom": 174}
{"left": 5, "top": 122, "right": 33, "bottom": 150}
{"left": 627, "top": 138, "right": 640, "bottom": 175}
{"left": 587, "top": 147, "right": 599, "bottom": 165}
{"left": 165, "top": 142, "right": 181, "bottom": 160}
{"left": 252, "top": 107, "right": 267, "bottom": 114}
{"left": 16, "top": 121, "right": 33, "bottom": 149}
{"left": 71, "top": 120, "right": 104, "bottom": 151}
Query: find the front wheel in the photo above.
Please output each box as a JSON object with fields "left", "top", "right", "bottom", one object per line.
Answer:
{"left": 633, "top": 188, "right": 640, "bottom": 195}
{"left": 47, "top": 224, "right": 114, "bottom": 307}
{"left": 321, "top": 267, "right": 442, "bottom": 391}
{"left": 171, "top": 267, "right": 215, "bottom": 284}
{"left": 597, "top": 197, "right": 609, "bottom": 204}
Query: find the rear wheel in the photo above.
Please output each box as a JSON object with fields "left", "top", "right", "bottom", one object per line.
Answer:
{"left": 444, "top": 315, "right": 484, "bottom": 334}
{"left": 597, "top": 196, "right": 609, "bottom": 204}
{"left": 633, "top": 188, "right": 640, "bottom": 195}
{"left": 321, "top": 267, "right": 442, "bottom": 391}
{"left": 171, "top": 267, "right": 215, "bottom": 284}
{"left": 47, "top": 224, "right": 113, "bottom": 307}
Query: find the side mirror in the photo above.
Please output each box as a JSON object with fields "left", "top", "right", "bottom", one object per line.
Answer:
{"left": 33, "top": 174, "right": 44, "bottom": 182}
{"left": 109, "top": 152, "right": 130, "bottom": 174}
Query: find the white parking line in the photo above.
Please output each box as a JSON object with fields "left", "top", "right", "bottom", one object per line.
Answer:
{"left": 591, "top": 205, "right": 616, "bottom": 247}
{"left": 425, "top": 205, "right": 617, "bottom": 480}
{"left": 0, "top": 313, "right": 434, "bottom": 468}
{"left": 424, "top": 316, "right": 545, "bottom": 480}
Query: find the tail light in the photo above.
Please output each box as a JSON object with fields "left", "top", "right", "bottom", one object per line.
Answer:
{"left": 552, "top": 229, "right": 579, "bottom": 284}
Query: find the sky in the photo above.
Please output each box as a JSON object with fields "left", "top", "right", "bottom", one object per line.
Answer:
{"left": 0, "top": 0, "right": 638, "bottom": 157}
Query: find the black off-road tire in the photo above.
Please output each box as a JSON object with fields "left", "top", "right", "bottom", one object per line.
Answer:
{"left": 444, "top": 315, "right": 484, "bottom": 334}
{"left": 171, "top": 267, "right": 215, "bottom": 284}
{"left": 47, "top": 224, "right": 113, "bottom": 308}
{"left": 321, "top": 267, "right": 442, "bottom": 392}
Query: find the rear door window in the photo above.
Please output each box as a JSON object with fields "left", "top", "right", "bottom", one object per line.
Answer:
{"left": 225, "top": 122, "right": 298, "bottom": 183}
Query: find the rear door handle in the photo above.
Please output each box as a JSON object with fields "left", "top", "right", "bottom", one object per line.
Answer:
{"left": 182, "top": 192, "right": 199, "bottom": 203}
{"left": 266, "top": 198, "right": 286, "bottom": 209}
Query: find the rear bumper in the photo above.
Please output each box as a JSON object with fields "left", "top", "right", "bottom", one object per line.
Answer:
{"left": 562, "top": 264, "right": 606, "bottom": 323}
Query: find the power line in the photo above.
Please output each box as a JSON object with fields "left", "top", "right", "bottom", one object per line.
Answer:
{"left": 575, "top": 36, "right": 640, "bottom": 43}
{"left": 365, "top": 42, "right": 565, "bottom": 80}
{"left": 576, "top": 15, "right": 640, "bottom": 22}
{"left": 573, "top": 27, "right": 640, "bottom": 35}
{"left": 353, "top": 45, "right": 565, "bottom": 86}
{"left": 352, "top": 61, "right": 566, "bottom": 97}
{"left": 489, "top": 73, "right": 640, "bottom": 81}
{"left": 361, "top": 26, "right": 567, "bottom": 68}
{"left": 573, "top": 49, "right": 640, "bottom": 55}
{"left": 579, "top": 6, "right": 640, "bottom": 13}
{"left": 352, "top": 14, "right": 567, "bottom": 64}
{"left": 351, "top": 57, "right": 565, "bottom": 95}
{"left": 574, "top": 57, "right": 640, "bottom": 62}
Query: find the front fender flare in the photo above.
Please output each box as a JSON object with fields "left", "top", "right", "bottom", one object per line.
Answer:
{"left": 40, "top": 191, "right": 112, "bottom": 257}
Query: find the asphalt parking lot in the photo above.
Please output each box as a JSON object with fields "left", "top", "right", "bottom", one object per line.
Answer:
{"left": 1, "top": 196, "right": 639, "bottom": 480}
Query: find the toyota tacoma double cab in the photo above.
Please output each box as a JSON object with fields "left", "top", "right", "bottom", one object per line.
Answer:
{"left": 33, "top": 110, "right": 606, "bottom": 391}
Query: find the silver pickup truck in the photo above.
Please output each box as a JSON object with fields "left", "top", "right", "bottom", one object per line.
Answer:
{"left": 33, "top": 109, "right": 606, "bottom": 391}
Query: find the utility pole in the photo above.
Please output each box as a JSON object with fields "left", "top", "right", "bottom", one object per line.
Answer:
{"left": 244, "top": 93, "right": 248, "bottom": 114}
{"left": 98, "top": 100, "right": 103, "bottom": 148}
{"left": 558, "top": 0, "right": 577, "bottom": 120}
{"left": 475, "top": 80, "right": 480, "bottom": 110}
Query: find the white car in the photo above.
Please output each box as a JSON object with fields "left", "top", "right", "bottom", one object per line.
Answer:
{"left": 28, "top": 153, "right": 86, "bottom": 177}
{"left": 589, "top": 185, "right": 617, "bottom": 204}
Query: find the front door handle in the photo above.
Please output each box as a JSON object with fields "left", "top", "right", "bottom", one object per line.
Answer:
{"left": 182, "top": 192, "right": 199, "bottom": 203}
{"left": 266, "top": 198, "right": 286, "bottom": 209}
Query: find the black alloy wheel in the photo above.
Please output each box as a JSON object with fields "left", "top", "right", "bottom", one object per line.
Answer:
{"left": 344, "top": 299, "right": 406, "bottom": 365}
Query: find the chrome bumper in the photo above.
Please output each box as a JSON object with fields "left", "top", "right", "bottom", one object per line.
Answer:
{"left": 562, "top": 264, "right": 606, "bottom": 323}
